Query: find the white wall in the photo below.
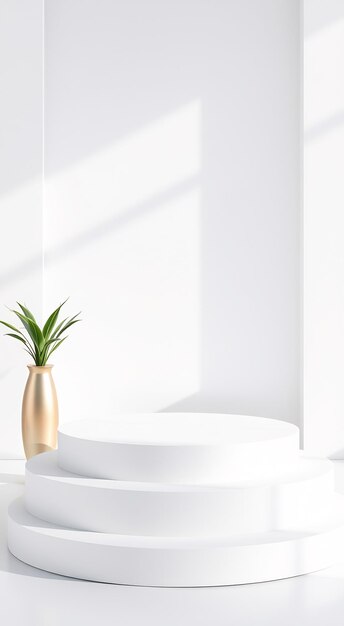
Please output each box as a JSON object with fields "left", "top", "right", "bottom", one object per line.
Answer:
{"left": 0, "top": 0, "right": 43, "bottom": 457}
{"left": 43, "top": 0, "right": 301, "bottom": 430}
{"left": 304, "top": 0, "right": 344, "bottom": 456}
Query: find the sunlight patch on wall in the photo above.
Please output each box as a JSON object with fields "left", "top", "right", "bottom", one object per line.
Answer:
{"left": 45, "top": 101, "right": 201, "bottom": 247}
{"left": 44, "top": 102, "right": 201, "bottom": 418}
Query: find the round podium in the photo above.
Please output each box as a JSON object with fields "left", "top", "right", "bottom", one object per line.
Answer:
{"left": 8, "top": 413, "right": 344, "bottom": 586}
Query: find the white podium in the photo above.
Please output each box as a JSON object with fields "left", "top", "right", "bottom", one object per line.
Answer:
{"left": 8, "top": 414, "right": 344, "bottom": 586}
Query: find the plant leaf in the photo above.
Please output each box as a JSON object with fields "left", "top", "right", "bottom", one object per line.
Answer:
{"left": 1, "top": 299, "right": 80, "bottom": 366}
{"left": 11, "top": 311, "right": 35, "bottom": 338}
{"left": 44, "top": 337, "right": 67, "bottom": 364}
{"left": 0, "top": 320, "right": 25, "bottom": 336}
{"left": 12, "top": 311, "right": 44, "bottom": 350}
{"left": 4, "top": 333, "right": 36, "bottom": 360}
{"left": 23, "top": 347, "right": 36, "bottom": 361}
{"left": 39, "top": 336, "right": 66, "bottom": 364}
{"left": 49, "top": 316, "right": 68, "bottom": 338}
{"left": 17, "top": 302, "right": 37, "bottom": 323}
{"left": 50, "top": 312, "right": 80, "bottom": 339}
{"left": 54, "top": 317, "right": 81, "bottom": 340}
{"left": 45, "top": 336, "right": 66, "bottom": 348}
{"left": 5, "top": 332, "right": 27, "bottom": 344}
{"left": 43, "top": 299, "right": 69, "bottom": 339}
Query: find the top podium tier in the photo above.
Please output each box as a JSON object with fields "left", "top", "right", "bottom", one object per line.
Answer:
{"left": 58, "top": 414, "right": 299, "bottom": 484}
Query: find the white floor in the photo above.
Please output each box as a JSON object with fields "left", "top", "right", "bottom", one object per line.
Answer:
{"left": 1, "top": 461, "right": 344, "bottom": 626}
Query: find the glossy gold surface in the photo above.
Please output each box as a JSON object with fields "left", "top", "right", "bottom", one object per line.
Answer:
{"left": 22, "top": 365, "right": 59, "bottom": 459}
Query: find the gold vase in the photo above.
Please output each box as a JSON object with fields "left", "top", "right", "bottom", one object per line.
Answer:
{"left": 22, "top": 365, "right": 59, "bottom": 459}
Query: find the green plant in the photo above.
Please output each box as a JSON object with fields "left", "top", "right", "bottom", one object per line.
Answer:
{"left": 0, "top": 300, "right": 81, "bottom": 366}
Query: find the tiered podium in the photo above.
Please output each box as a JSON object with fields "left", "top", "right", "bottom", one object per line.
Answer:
{"left": 8, "top": 414, "right": 344, "bottom": 586}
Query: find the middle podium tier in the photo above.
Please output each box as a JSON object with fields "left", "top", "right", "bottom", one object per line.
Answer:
{"left": 25, "top": 451, "right": 335, "bottom": 537}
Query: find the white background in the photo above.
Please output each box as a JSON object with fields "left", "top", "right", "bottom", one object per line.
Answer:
{"left": 0, "top": 0, "right": 300, "bottom": 457}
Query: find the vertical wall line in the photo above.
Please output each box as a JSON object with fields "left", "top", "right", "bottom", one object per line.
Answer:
{"left": 42, "top": 0, "right": 45, "bottom": 324}
{"left": 299, "top": 0, "right": 304, "bottom": 449}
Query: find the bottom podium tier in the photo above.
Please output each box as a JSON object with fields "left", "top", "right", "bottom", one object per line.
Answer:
{"left": 8, "top": 497, "right": 344, "bottom": 587}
